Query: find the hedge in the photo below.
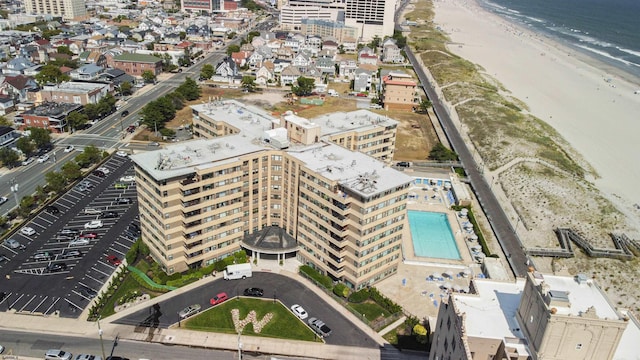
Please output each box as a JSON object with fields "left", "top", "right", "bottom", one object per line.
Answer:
{"left": 369, "top": 287, "right": 402, "bottom": 313}
{"left": 348, "top": 289, "right": 370, "bottom": 303}
{"left": 333, "top": 283, "right": 349, "bottom": 298}
{"left": 299, "top": 265, "right": 333, "bottom": 289}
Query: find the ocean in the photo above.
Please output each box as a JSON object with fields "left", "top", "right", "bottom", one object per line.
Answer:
{"left": 479, "top": 0, "right": 640, "bottom": 81}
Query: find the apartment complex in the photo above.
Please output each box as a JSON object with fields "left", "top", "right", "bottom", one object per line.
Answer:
{"left": 429, "top": 270, "right": 638, "bottom": 360}
{"left": 130, "top": 100, "right": 411, "bottom": 289}
{"left": 14, "top": 102, "right": 82, "bottom": 133}
{"left": 300, "top": 18, "right": 358, "bottom": 43}
{"left": 381, "top": 72, "right": 420, "bottom": 111}
{"left": 112, "top": 53, "right": 163, "bottom": 77}
{"left": 181, "top": 0, "right": 223, "bottom": 13}
{"left": 28, "top": 81, "right": 111, "bottom": 106}
{"left": 23, "top": 0, "right": 87, "bottom": 20}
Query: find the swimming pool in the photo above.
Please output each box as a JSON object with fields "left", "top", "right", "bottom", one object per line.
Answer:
{"left": 408, "top": 210, "right": 461, "bottom": 260}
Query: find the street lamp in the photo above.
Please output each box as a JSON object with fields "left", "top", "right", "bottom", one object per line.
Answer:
{"left": 96, "top": 317, "right": 107, "bottom": 360}
{"left": 237, "top": 330, "right": 243, "bottom": 360}
{"left": 10, "top": 183, "right": 19, "bottom": 208}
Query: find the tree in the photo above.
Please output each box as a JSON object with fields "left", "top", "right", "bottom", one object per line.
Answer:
{"left": 175, "top": 77, "right": 201, "bottom": 101}
{"left": 413, "top": 324, "right": 428, "bottom": 345}
{"left": 119, "top": 81, "right": 133, "bottom": 96}
{"left": 0, "top": 147, "right": 19, "bottom": 168}
{"left": 16, "top": 137, "right": 36, "bottom": 158}
{"left": 226, "top": 44, "right": 240, "bottom": 56}
{"left": 0, "top": 116, "right": 12, "bottom": 126}
{"left": 241, "top": 76, "right": 257, "bottom": 92}
{"left": 45, "top": 171, "right": 66, "bottom": 193}
{"left": 338, "top": 45, "right": 345, "bottom": 54}
{"left": 429, "top": 143, "right": 458, "bottom": 161}
{"left": 291, "top": 76, "right": 315, "bottom": 96}
{"left": 35, "top": 64, "right": 70, "bottom": 85}
{"left": 200, "top": 64, "right": 214, "bottom": 80}
{"left": 392, "top": 30, "right": 407, "bottom": 49}
{"left": 56, "top": 45, "right": 74, "bottom": 56}
{"left": 67, "top": 111, "right": 88, "bottom": 131}
{"left": 141, "top": 70, "right": 156, "bottom": 83}
{"left": 417, "top": 99, "right": 432, "bottom": 114}
{"left": 83, "top": 103, "right": 101, "bottom": 120}
{"left": 18, "top": 195, "right": 35, "bottom": 218}
{"left": 83, "top": 145, "right": 102, "bottom": 164}
{"left": 28, "top": 127, "right": 52, "bottom": 149}
{"left": 61, "top": 161, "right": 81, "bottom": 181}
{"left": 368, "top": 36, "right": 381, "bottom": 51}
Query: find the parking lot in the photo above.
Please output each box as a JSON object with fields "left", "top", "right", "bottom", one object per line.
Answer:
{"left": 0, "top": 154, "right": 140, "bottom": 318}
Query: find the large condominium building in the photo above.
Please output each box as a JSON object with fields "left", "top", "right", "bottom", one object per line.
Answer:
{"left": 181, "top": 0, "right": 223, "bottom": 13}
{"left": 429, "top": 270, "right": 639, "bottom": 360}
{"left": 23, "top": 0, "right": 87, "bottom": 20}
{"left": 280, "top": 2, "right": 344, "bottom": 32}
{"left": 130, "top": 100, "right": 411, "bottom": 289}
{"left": 344, "top": 0, "right": 396, "bottom": 41}
{"left": 300, "top": 18, "right": 358, "bottom": 43}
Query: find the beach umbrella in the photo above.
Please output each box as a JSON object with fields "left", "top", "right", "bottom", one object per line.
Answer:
{"left": 460, "top": 208, "right": 468, "bottom": 214}
{"left": 431, "top": 272, "right": 442, "bottom": 279}
{"left": 470, "top": 234, "right": 479, "bottom": 240}
{"left": 471, "top": 245, "right": 482, "bottom": 252}
{"left": 442, "top": 282, "right": 452, "bottom": 289}
{"left": 463, "top": 268, "right": 472, "bottom": 276}
{"left": 464, "top": 223, "right": 474, "bottom": 229}
{"left": 444, "top": 270, "right": 454, "bottom": 278}
{"left": 453, "top": 284, "right": 463, "bottom": 292}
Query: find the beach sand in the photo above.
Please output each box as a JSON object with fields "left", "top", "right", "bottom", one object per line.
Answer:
{"left": 432, "top": 0, "right": 640, "bottom": 226}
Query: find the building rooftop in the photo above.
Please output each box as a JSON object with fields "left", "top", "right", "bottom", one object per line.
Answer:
{"left": 113, "top": 53, "right": 162, "bottom": 63}
{"left": 41, "top": 81, "right": 107, "bottom": 94}
{"left": 23, "top": 102, "right": 81, "bottom": 117}
{"left": 308, "top": 109, "right": 398, "bottom": 138}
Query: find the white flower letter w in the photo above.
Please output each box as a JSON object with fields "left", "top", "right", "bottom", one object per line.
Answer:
{"left": 231, "top": 309, "right": 274, "bottom": 333}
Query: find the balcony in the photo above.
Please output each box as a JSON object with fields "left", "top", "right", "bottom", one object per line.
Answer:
{"left": 332, "top": 199, "right": 348, "bottom": 211}
{"left": 185, "top": 240, "right": 202, "bottom": 250}
{"left": 180, "top": 176, "right": 199, "bottom": 186}
{"left": 186, "top": 250, "right": 203, "bottom": 258}
{"left": 182, "top": 199, "right": 201, "bottom": 208}
{"left": 184, "top": 230, "right": 202, "bottom": 239}
{"left": 327, "top": 262, "right": 344, "bottom": 273}
{"left": 184, "top": 219, "right": 202, "bottom": 228}
{"left": 183, "top": 209, "right": 201, "bottom": 218}
{"left": 182, "top": 188, "right": 200, "bottom": 197}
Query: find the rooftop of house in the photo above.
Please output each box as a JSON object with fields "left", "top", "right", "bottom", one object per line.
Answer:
{"left": 41, "top": 81, "right": 108, "bottom": 93}
{"left": 284, "top": 109, "right": 398, "bottom": 138}
{"left": 113, "top": 53, "right": 162, "bottom": 63}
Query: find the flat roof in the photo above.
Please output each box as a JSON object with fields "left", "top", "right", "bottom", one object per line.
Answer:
{"left": 289, "top": 142, "right": 413, "bottom": 198}
{"left": 307, "top": 109, "right": 399, "bottom": 138}
{"left": 42, "top": 81, "right": 107, "bottom": 93}
{"left": 191, "top": 100, "right": 279, "bottom": 140}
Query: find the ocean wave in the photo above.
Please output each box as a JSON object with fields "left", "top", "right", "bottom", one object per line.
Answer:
{"left": 575, "top": 44, "right": 640, "bottom": 68}
{"left": 618, "top": 48, "right": 640, "bottom": 59}
{"left": 550, "top": 27, "right": 616, "bottom": 48}
{"left": 524, "top": 16, "right": 545, "bottom": 24}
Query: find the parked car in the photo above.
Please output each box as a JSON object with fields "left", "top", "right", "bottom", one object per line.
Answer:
{"left": 101, "top": 211, "right": 118, "bottom": 219}
{"left": 46, "top": 262, "right": 68, "bottom": 273}
{"left": 34, "top": 252, "right": 53, "bottom": 261}
{"left": 84, "top": 220, "right": 103, "bottom": 229}
{"left": 291, "top": 304, "right": 308, "bottom": 319}
{"left": 149, "top": 142, "right": 160, "bottom": 147}
{"left": 45, "top": 349, "right": 72, "bottom": 360}
{"left": 78, "top": 286, "right": 98, "bottom": 300}
{"left": 79, "top": 232, "right": 98, "bottom": 239}
{"left": 96, "top": 167, "right": 110, "bottom": 174}
{"left": 3, "top": 239, "right": 22, "bottom": 249}
{"left": 116, "top": 150, "right": 129, "bottom": 157}
{"left": 84, "top": 208, "right": 102, "bottom": 215}
{"left": 20, "top": 227, "right": 36, "bottom": 236}
{"left": 114, "top": 183, "right": 128, "bottom": 189}
{"left": 69, "top": 238, "right": 90, "bottom": 247}
{"left": 21, "top": 157, "right": 34, "bottom": 166}
{"left": 0, "top": 196, "right": 8, "bottom": 205}
{"left": 106, "top": 255, "right": 121, "bottom": 266}
{"left": 45, "top": 205, "right": 60, "bottom": 214}
{"left": 116, "top": 198, "right": 132, "bottom": 204}
{"left": 60, "top": 250, "right": 81, "bottom": 259}
{"left": 126, "top": 125, "right": 136, "bottom": 133}
{"left": 308, "top": 317, "right": 332, "bottom": 337}
{"left": 119, "top": 175, "right": 135, "bottom": 182}
{"left": 178, "top": 304, "right": 202, "bottom": 318}
{"left": 120, "top": 110, "right": 129, "bottom": 117}
{"left": 93, "top": 170, "right": 106, "bottom": 177}
{"left": 60, "top": 229, "right": 80, "bottom": 236}
{"left": 396, "top": 161, "right": 411, "bottom": 168}
{"left": 74, "top": 354, "right": 102, "bottom": 360}
{"left": 37, "top": 154, "right": 50, "bottom": 163}
{"left": 243, "top": 288, "right": 264, "bottom": 297}
{"left": 210, "top": 292, "right": 229, "bottom": 305}
{"left": 64, "top": 145, "right": 75, "bottom": 153}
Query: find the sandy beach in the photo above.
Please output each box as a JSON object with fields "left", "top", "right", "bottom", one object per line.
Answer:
{"left": 432, "top": 0, "right": 640, "bottom": 226}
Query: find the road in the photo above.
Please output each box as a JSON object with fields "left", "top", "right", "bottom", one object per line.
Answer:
{"left": 404, "top": 47, "right": 530, "bottom": 277}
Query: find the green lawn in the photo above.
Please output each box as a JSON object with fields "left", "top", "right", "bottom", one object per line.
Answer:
{"left": 101, "top": 274, "right": 143, "bottom": 318}
{"left": 348, "top": 301, "right": 391, "bottom": 321}
{"left": 184, "top": 298, "right": 321, "bottom": 342}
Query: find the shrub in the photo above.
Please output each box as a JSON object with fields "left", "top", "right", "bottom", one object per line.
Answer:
{"left": 349, "top": 289, "right": 370, "bottom": 303}
{"left": 299, "top": 265, "right": 333, "bottom": 289}
{"left": 126, "top": 240, "right": 139, "bottom": 265}
{"left": 369, "top": 287, "right": 402, "bottom": 313}
{"left": 333, "top": 283, "right": 349, "bottom": 298}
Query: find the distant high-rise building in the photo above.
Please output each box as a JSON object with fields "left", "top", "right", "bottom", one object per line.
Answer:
{"left": 181, "top": 0, "right": 223, "bottom": 13}
{"left": 24, "top": 0, "right": 87, "bottom": 20}
{"left": 344, "top": 0, "right": 396, "bottom": 41}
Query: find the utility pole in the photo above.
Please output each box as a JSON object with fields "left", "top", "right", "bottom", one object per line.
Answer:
{"left": 96, "top": 317, "right": 107, "bottom": 360}
{"left": 10, "top": 183, "right": 18, "bottom": 208}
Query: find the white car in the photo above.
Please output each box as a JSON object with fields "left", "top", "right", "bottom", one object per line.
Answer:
{"left": 291, "top": 304, "right": 308, "bottom": 319}
{"left": 119, "top": 175, "right": 135, "bottom": 182}
{"left": 64, "top": 145, "right": 75, "bottom": 153}
{"left": 22, "top": 157, "right": 34, "bottom": 166}
{"left": 84, "top": 220, "right": 103, "bottom": 229}
{"left": 115, "top": 150, "right": 128, "bottom": 157}
{"left": 0, "top": 196, "right": 7, "bottom": 205}
{"left": 96, "top": 167, "right": 110, "bottom": 174}
{"left": 69, "top": 238, "right": 90, "bottom": 247}
{"left": 4, "top": 238, "right": 22, "bottom": 249}
{"left": 37, "top": 154, "right": 50, "bottom": 163}
{"left": 20, "top": 227, "right": 36, "bottom": 236}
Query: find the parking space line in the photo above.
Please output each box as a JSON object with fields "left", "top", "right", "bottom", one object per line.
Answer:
{"left": 64, "top": 298, "right": 83, "bottom": 311}
{"left": 31, "top": 296, "right": 49, "bottom": 313}
{"left": 18, "top": 294, "right": 37, "bottom": 312}
{"left": 44, "top": 297, "right": 60, "bottom": 315}
{"left": 92, "top": 267, "right": 111, "bottom": 277}
{"left": 39, "top": 216, "right": 54, "bottom": 225}
{"left": 110, "top": 248, "right": 126, "bottom": 256}
{"left": 9, "top": 293, "right": 24, "bottom": 309}
{"left": 73, "top": 290, "right": 91, "bottom": 301}
{"left": 30, "top": 222, "right": 47, "bottom": 230}
{"left": 2, "top": 245, "right": 18, "bottom": 255}
{"left": 57, "top": 199, "right": 74, "bottom": 208}
{"left": 67, "top": 193, "right": 81, "bottom": 201}
{"left": 78, "top": 281, "right": 96, "bottom": 290}
{"left": 0, "top": 292, "right": 12, "bottom": 306}
{"left": 85, "top": 273, "right": 104, "bottom": 283}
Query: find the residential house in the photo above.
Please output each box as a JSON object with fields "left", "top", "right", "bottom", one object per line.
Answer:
{"left": 2, "top": 57, "right": 35, "bottom": 75}
{"left": 78, "top": 51, "right": 108, "bottom": 67}
{"left": 98, "top": 69, "right": 136, "bottom": 87}
{"left": 381, "top": 72, "right": 419, "bottom": 111}
{"left": 358, "top": 47, "right": 378, "bottom": 66}
{"left": 280, "top": 65, "right": 301, "bottom": 86}
{"left": 240, "top": 43, "right": 255, "bottom": 52}
{"left": 299, "top": 65, "right": 323, "bottom": 84}
{"left": 247, "top": 51, "right": 265, "bottom": 69}
{"left": 70, "top": 64, "right": 106, "bottom": 81}
{"left": 353, "top": 68, "right": 373, "bottom": 92}
{"left": 272, "top": 59, "right": 291, "bottom": 74}
{"left": 322, "top": 40, "right": 339, "bottom": 53}
{"left": 0, "top": 75, "right": 38, "bottom": 102}
{"left": 231, "top": 51, "right": 252, "bottom": 68}
{"left": 382, "top": 39, "right": 404, "bottom": 64}
{"left": 29, "top": 81, "right": 111, "bottom": 106}
{"left": 291, "top": 52, "right": 311, "bottom": 67}
{"left": 276, "top": 46, "right": 294, "bottom": 60}
{"left": 14, "top": 102, "right": 82, "bottom": 133}
{"left": 255, "top": 61, "right": 275, "bottom": 86}
{"left": 0, "top": 126, "right": 18, "bottom": 147}
{"left": 0, "top": 97, "right": 14, "bottom": 115}
{"left": 338, "top": 59, "right": 357, "bottom": 79}
{"left": 284, "top": 37, "right": 300, "bottom": 53}
{"left": 112, "top": 53, "right": 163, "bottom": 77}
{"left": 214, "top": 57, "right": 239, "bottom": 82}
{"left": 342, "top": 39, "right": 358, "bottom": 53}
{"left": 315, "top": 56, "right": 335, "bottom": 77}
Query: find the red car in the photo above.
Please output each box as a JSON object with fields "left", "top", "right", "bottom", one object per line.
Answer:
{"left": 210, "top": 292, "right": 229, "bottom": 306}
{"left": 80, "top": 232, "right": 98, "bottom": 239}
{"left": 106, "top": 255, "right": 122, "bottom": 266}
{"left": 356, "top": 93, "right": 367, "bottom": 97}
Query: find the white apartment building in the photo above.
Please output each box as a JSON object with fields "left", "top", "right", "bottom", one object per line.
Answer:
{"left": 344, "top": 0, "right": 397, "bottom": 41}
{"left": 130, "top": 100, "right": 411, "bottom": 290}
{"left": 24, "top": 0, "right": 87, "bottom": 20}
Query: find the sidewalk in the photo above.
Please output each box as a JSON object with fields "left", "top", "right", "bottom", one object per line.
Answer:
{"left": 0, "top": 260, "right": 389, "bottom": 360}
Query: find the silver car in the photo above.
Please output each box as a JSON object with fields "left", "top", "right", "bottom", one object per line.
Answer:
{"left": 178, "top": 304, "right": 201, "bottom": 318}
{"left": 3, "top": 239, "right": 22, "bottom": 249}
{"left": 45, "top": 349, "right": 72, "bottom": 360}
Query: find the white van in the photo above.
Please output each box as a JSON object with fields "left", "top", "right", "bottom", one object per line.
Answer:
{"left": 327, "top": 89, "right": 339, "bottom": 97}
{"left": 84, "top": 208, "right": 101, "bottom": 215}
{"left": 223, "top": 263, "right": 252, "bottom": 280}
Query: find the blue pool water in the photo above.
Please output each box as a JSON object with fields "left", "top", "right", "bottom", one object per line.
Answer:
{"left": 408, "top": 211, "right": 461, "bottom": 260}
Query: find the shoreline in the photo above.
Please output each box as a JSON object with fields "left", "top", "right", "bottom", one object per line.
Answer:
{"left": 432, "top": 0, "right": 640, "bottom": 231}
